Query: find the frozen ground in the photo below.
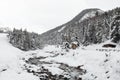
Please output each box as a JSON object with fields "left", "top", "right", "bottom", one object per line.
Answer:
{"left": 0, "top": 33, "right": 120, "bottom": 80}
{"left": 0, "top": 33, "right": 39, "bottom": 80}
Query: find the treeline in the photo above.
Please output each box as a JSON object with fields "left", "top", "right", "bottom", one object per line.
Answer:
{"left": 8, "top": 28, "right": 42, "bottom": 51}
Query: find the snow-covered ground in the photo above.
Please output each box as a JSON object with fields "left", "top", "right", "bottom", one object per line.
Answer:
{"left": 0, "top": 33, "right": 120, "bottom": 80}
{"left": 23, "top": 45, "right": 120, "bottom": 80}
{"left": 0, "top": 33, "right": 39, "bottom": 80}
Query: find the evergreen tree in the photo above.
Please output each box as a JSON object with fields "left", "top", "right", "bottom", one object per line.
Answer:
{"left": 110, "top": 15, "right": 120, "bottom": 43}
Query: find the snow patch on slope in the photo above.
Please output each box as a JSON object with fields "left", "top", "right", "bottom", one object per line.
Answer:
{"left": 58, "top": 26, "right": 66, "bottom": 32}
{"left": 79, "top": 10, "right": 104, "bottom": 22}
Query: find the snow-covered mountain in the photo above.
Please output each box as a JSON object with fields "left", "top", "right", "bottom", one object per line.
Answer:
{"left": 1, "top": 33, "right": 120, "bottom": 80}
{"left": 39, "top": 7, "right": 120, "bottom": 47}
{"left": 39, "top": 8, "right": 104, "bottom": 46}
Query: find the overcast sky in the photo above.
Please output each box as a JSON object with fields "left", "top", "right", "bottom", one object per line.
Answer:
{"left": 0, "top": 0, "right": 120, "bottom": 34}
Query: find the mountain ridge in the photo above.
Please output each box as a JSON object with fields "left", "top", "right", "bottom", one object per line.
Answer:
{"left": 40, "top": 8, "right": 103, "bottom": 36}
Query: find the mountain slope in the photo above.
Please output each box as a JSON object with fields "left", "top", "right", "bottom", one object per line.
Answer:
{"left": 39, "top": 8, "right": 104, "bottom": 46}
{"left": 39, "top": 7, "right": 120, "bottom": 47}
{"left": 40, "top": 8, "right": 103, "bottom": 38}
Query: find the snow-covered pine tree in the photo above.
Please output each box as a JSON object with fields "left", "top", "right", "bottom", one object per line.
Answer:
{"left": 110, "top": 15, "right": 120, "bottom": 43}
